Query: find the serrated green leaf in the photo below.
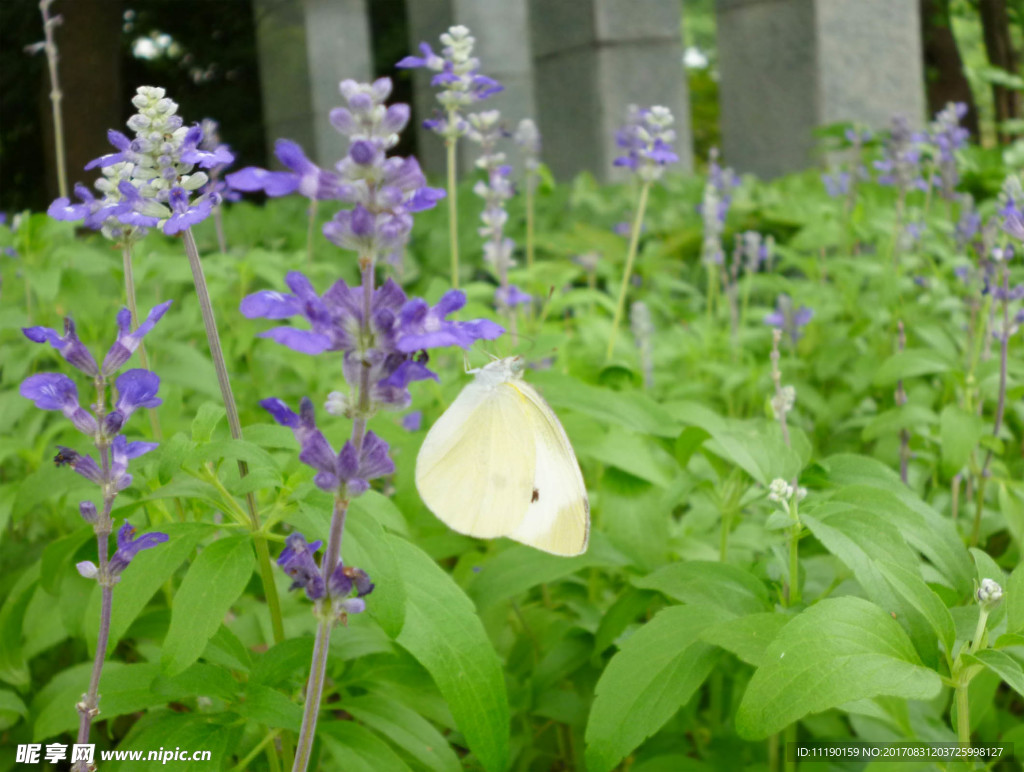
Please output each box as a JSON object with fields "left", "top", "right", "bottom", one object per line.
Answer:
{"left": 0, "top": 688, "right": 27, "bottom": 731}
{"left": 345, "top": 693, "right": 461, "bottom": 772}
{"left": 701, "top": 612, "right": 789, "bottom": 666}
{"left": 633, "top": 562, "right": 770, "bottom": 616}
{"left": 940, "top": 405, "right": 985, "bottom": 477}
{"left": 234, "top": 683, "right": 302, "bottom": 731}
{"left": 161, "top": 535, "right": 254, "bottom": 676}
{"left": 735, "top": 597, "right": 942, "bottom": 739}
{"left": 872, "top": 349, "right": 952, "bottom": 386}
{"left": 191, "top": 402, "right": 226, "bottom": 442}
{"left": 1007, "top": 563, "right": 1024, "bottom": 635}
{"left": 963, "top": 649, "right": 1024, "bottom": 699}
{"left": 528, "top": 371, "right": 681, "bottom": 438}
{"left": 321, "top": 720, "right": 413, "bottom": 772}
{"left": 345, "top": 503, "right": 406, "bottom": 639}
{"left": 469, "top": 544, "right": 610, "bottom": 609}
{"left": 392, "top": 537, "right": 509, "bottom": 772}
{"left": 585, "top": 605, "right": 721, "bottom": 772}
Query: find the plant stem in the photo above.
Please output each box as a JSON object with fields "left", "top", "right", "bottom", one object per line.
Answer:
{"left": 525, "top": 177, "right": 535, "bottom": 271}
{"left": 606, "top": 181, "right": 651, "bottom": 362}
{"left": 306, "top": 199, "right": 318, "bottom": 267}
{"left": 291, "top": 614, "right": 333, "bottom": 772}
{"left": 787, "top": 523, "right": 801, "bottom": 606}
{"left": 181, "top": 227, "right": 285, "bottom": 644}
{"left": 955, "top": 683, "right": 971, "bottom": 745}
{"left": 783, "top": 723, "right": 796, "bottom": 772}
{"left": 214, "top": 204, "right": 227, "bottom": 254}
{"left": 446, "top": 114, "right": 460, "bottom": 289}
{"left": 39, "top": 0, "right": 68, "bottom": 199}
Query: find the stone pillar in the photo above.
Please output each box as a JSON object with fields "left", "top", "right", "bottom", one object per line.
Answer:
{"left": 716, "top": 0, "right": 926, "bottom": 178}
{"left": 404, "top": 0, "right": 536, "bottom": 177}
{"left": 528, "top": 0, "right": 693, "bottom": 182}
{"left": 253, "top": 0, "right": 372, "bottom": 167}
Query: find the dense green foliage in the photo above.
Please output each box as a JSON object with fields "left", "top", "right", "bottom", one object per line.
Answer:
{"left": 0, "top": 137, "right": 1022, "bottom": 771}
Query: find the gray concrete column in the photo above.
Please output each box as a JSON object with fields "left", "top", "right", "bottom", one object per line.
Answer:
{"left": 716, "top": 0, "right": 926, "bottom": 178}
{"left": 528, "top": 0, "right": 694, "bottom": 182}
{"left": 404, "top": 0, "right": 536, "bottom": 177}
{"left": 253, "top": 0, "right": 372, "bottom": 167}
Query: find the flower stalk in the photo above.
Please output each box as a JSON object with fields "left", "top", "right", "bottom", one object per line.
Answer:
{"left": 607, "top": 181, "right": 650, "bottom": 362}
{"left": 37, "top": 0, "right": 68, "bottom": 199}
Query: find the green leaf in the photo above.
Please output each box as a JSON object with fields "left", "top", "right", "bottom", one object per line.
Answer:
{"left": 735, "top": 597, "right": 942, "bottom": 739}
{"left": 103, "top": 712, "right": 238, "bottom": 772}
{"left": 700, "top": 612, "right": 789, "bottom": 666}
{"left": 528, "top": 371, "right": 681, "bottom": 438}
{"left": 872, "top": 349, "right": 952, "bottom": 386}
{"left": 580, "top": 425, "right": 680, "bottom": 486}
{"left": 585, "top": 605, "right": 721, "bottom": 772}
{"left": 939, "top": 405, "right": 985, "bottom": 477}
{"left": 40, "top": 526, "right": 93, "bottom": 595}
{"left": 878, "top": 561, "right": 956, "bottom": 655}
{"left": 593, "top": 588, "right": 656, "bottom": 656}
{"left": 802, "top": 504, "right": 944, "bottom": 664}
{"left": 822, "top": 455, "right": 974, "bottom": 594}
{"left": 633, "top": 562, "right": 770, "bottom": 617}
{"left": 234, "top": 683, "right": 302, "bottom": 731}
{"left": 191, "top": 402, "right": 226, "bottom": 442}
{"left": 1007, "top": 563, "right": 1024, "bottom": 635}
{"left": 32, "top": 662, "right": 162, "bottom": 739}
{"left": 469, "top": 544, "right": 611, "bottom": 609}
{"left": 0, "top": 563, "right": 40, "bottom": 688}
{"left": 321, "top": 721, "right": 413, "bottom": 772}
{"left": 345, "top": 694, "right": 461, "bottom": 772}
{"left": 0, "top": 688, "right": 27, "bottom": 731}
{"left": 345, "top": 503, "right": 406, "bottom": 639}
{"left": 161, "top": 535, "right": 255, "bottom": 676}
{"left": 963, "top": 650, "right": 1024, "bottom": 699}
{"left": 392, "top": 536, "right": 509, "bottom": 772}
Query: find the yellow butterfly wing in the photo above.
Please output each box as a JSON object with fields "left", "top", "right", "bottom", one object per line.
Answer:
{"left": 415, "top": 377, "right": 537, "bottom": 539}
{"left": 505, "top": 381, "right": 589, "bottom": 556}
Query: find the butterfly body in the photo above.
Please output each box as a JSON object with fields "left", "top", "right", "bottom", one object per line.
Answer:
{"left": 415, "top": 356, "right": 589, "bottom": 556}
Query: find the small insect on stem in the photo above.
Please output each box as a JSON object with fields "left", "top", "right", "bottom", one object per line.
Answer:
{"left": 531, "top": 488, "right": 540, "bottom": 503}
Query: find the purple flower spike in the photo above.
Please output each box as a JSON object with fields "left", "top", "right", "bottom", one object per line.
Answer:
{"left": 107, "top": 521, "right": 169, "bottom": 576}
{"left": 20, "top": 373, "right": 98, "bottom": 435}
{"left": 277, "top": 532, "right": 326, "bottom": 601}
{"left": 23, "top": 317, "right": 99, "bottom": 376}
{"left": 102, "top": 300, "right": 173, "bottom": 375}
{"left": 261, "top": 397, "right": 340, "bottom": 487}
{"left": 496, "top": 285, "right": 532, "bottom": 309}
{"left": 396, "top": 290, "right": 504, "bottom": 352}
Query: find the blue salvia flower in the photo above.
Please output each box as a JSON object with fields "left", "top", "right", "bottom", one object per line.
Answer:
{"left": 396, "top": 25, "right": 502, "bottom": 139}
{"left": 700, "top": 148, "right": 738, "bottom": 266}
{"left": 874, "top": 115, "right": 928, "bottom": 195}
{"left": 227, "top": 138, "right": 343, "bottom": 202}
{"left": 765, "top": 294, "right": 813, "bottom": 345}
{"left": 928, "top": 102, "right": 970, "bottom": 200}
{"left": 1000, "top": 175, "right": 1024, "bottom": 245}
{"left": 276, "top": 532, "right": 373, "bottom": 614}
{"left": 613, "top": 105, "right": 679, "bottom": 182}
{"left": 241, "top": 78, "right": 501, "bottom": 415}
{"left": 467, "top": 110, "right": 531, "bottom": 312}
{"left": 57, "top": 87, "right": 233, "bottom": 237}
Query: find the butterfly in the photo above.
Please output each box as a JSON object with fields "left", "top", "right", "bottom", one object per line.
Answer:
{"left": 415, "top": 356, "right": 589, "bottom": 556}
